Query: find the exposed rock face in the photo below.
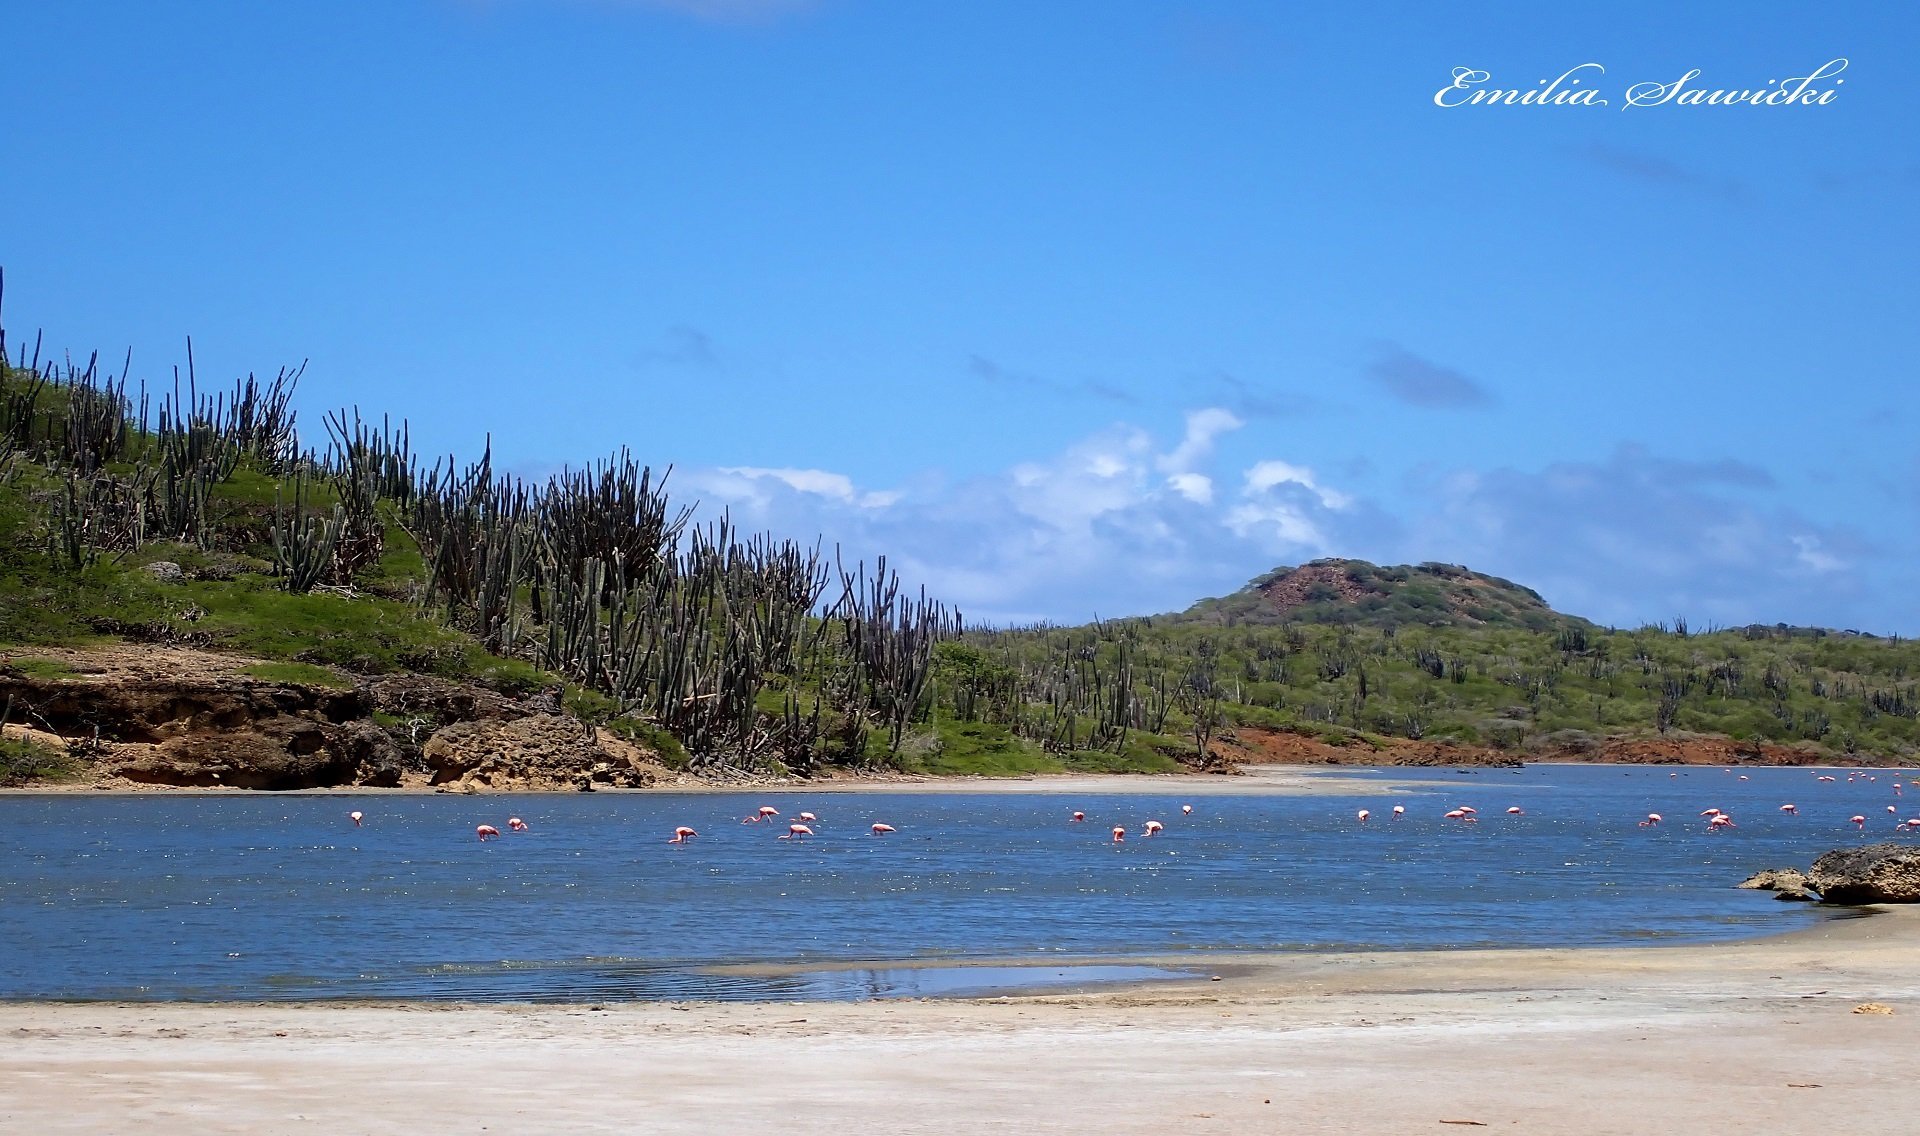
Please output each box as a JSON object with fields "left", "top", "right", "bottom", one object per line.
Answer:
{"left": 111, "top": 718, "right": 403, "bottom": 790}
{"left": 1736, "top": 868, "right": 1820, "bottom": 901}
{"left": 0, "top": 660, "right": 597, "bottom": 791}
{"left": 1737, "top": 868, "right": 1811, "bottom": 892}
{"left": 1807, "top": 843, "right": 1920, "bottom": 905}
{"left": 0, "top": 672, "right": 367, "bottom": 744}
{"left": 362, "top": 674, "right": 529, "bottom": 729}
{"left": 423, "top": 714, "right": 655, "bottom": 791}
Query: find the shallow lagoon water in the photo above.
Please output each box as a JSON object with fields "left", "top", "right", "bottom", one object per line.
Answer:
{"left": 2, "top": 765, "right": 1910, "bottom": 1002}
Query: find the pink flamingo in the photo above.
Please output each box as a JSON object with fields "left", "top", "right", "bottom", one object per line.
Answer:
{"left": 476, "top": 825, "right": 501, "bottom": 841}
{"left": 349, "top": 811, "right": 363, "bottom": 827}
{"left": 793, "top": 811, "right": 818, "bottom": 824}
{"left": 1890, "top": 806, "right": 1900, "bottom": 815}
{"left": 780, "top": 824, "right": 813, "bottom": 840}
{"left": 1506, "top": 807, "right": 1524, "bottom": 815}
{"left": 1111, "top": 826, "right": 1126, "bottom": 844}
{"left": 668, "top": 826, "right": 698, "bottom": 844}
{"left": 507, "top": 817, "right": 529, "bottom": 832}
{"left": 1444, "top": 809, "right": 1466, "bottom": 820}
{"left": 1778, "top": 804, "right": 1797, "bottom": 816}
{"left": 744, "top": 805, "right": 780, "bottom": 824}
{"left": 1708, "top": 814, "right": 1736, "bottom": 831}
{"left": 870, "top": 823, "right": 895, "bottom": 835}
{"left": 1902, "top": 818, "right": 1920, "bottom": 832}
{"left": 1699, "top": 808, "right": 1721, "bottom": 817}
{"left": 1850, "top": 815, "right": 1866, "bottom": 828}
{"left": 1391, "top": 805, "right": 1405, "bottom": 819}
{"left": 1144, "top": 820, "right": 1165, "bottom": 836}
{"left": 1639, "top": 813, "right": 1662, "bottom": 827}
{"left": 1070, "top": 811, "right": 1086, "bottom": 823}
{"left": 1181, "top": 804, "right": 1193, "bottom": 816}
{"left": 1457, "top": 806, "right": 1478, "bottom": 816}
{"left": 1355, "top": 810, "right": 1370, "bottom": 824}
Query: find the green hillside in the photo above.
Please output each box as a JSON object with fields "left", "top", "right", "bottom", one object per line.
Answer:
{"left": 4, "top": 306, "right": 1918, "bottom": 780}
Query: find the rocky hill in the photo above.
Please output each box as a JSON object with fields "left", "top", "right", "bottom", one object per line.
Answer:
{"left": 1175, "top": 559, "right": 1574, "bottom": 631}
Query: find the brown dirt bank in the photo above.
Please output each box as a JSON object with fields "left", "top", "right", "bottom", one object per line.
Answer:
{"left": 6, "top": 645, "right": 1907, "bottom": 797}
{"left": 2, "top": 645, "right": 668, "bottom": 792}
{"left": 1216, "top": 723, "right": 1893, "bottom": 770}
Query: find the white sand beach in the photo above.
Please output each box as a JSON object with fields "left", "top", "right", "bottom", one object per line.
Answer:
{"left": 3, "top": 907, "right": 1912, "bottom": 1135}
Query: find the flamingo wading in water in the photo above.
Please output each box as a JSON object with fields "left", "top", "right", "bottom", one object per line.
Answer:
{"left": 476, "top": 825, "right": 501, "bottom": 841}
{"left": 781, "top": 824, "right": 814, "bottom": 840}
{"left": 870, "top": 823, "right": 895, "bottom": 836}
{"left": 668, "top": 826, "right": 698, "bottom": 844}
{"left": 349, "top": 811, "right": 363, "bottom": 827}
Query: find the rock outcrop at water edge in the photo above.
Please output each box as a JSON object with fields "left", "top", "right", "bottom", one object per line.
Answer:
{"left": 1806, "top": 843, "right": 1920, "bottom": 905}
{"left": 1736, "top": 868, "right": 1820, "bottom": 902}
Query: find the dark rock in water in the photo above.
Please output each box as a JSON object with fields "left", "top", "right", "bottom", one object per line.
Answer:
{"left": 1737, "top": 868, "right": 1811, "bottom": 893}
{"left": 1807, "top": 843, "right": 1920, "bottom": 905}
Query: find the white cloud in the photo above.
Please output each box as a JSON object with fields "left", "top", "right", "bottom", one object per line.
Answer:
{"left": 1166, "top": 472, "right": 1213, "bottom": 504}
{"left": 1401, "top": 445, "right": 1880, "bottom": 629}
{"left": 1222, "top": 501, "right": 1327, "bottom": 547}
{"left": 1791, "top": 534, "right": 1846, "bottom": 574}
{"left": 705, "top": 466, "right": 900, "bottom": 509}
{"left": 672, "top": 426, "right": 1895, "bottom": 633}
{"left": 1241, "top": 459, "right": 1353, "bottom": 509}
{"left": 1157, "top": 407, "right": 1242, "bottom": 473}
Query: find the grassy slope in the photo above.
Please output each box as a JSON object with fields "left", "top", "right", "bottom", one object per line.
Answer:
{"left": 6, "top": 362, "right": 1915, "bottom": 773}
{"left": 0, "top": 460, "right": 1175, "bottom": 776}
{"left": 971, "top": 584, "right": 1920, "bottom": 762}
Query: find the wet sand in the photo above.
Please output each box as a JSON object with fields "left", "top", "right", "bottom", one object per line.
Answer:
{"left": 3, "top": 908, "right": 1912, "bottom": 1135}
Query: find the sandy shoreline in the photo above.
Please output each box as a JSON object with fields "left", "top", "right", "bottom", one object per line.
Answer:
{"left": 4, "top": 908, "right": 1913, "bottom": 1135}
{"left": 0, "top": 764, "right": 1453, "bottom": 798}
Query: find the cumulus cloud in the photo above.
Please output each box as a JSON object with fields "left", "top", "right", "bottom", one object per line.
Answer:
{"left": 676, "top": 410, "right": 1349, "bottom": 623}
{"left": 697, "top": 466, "right": 901, "bottom": 509}
{"left": 1366, "top": 345, "right": 1494, "bottom": 409}
{"left": 672, "top": 420, "right": 1895, "bottom": 633}
{"left": 1400, "top": 444, "right": 1878, "bottom": 630}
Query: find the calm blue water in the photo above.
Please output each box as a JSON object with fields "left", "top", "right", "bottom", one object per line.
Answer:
{"left": 1, "top": 765, "right": 1911, "bottom": 1002}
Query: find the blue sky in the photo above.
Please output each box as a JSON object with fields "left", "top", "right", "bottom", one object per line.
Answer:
{"left": 4, "top": 1, "right": 1914, "bottom": 630}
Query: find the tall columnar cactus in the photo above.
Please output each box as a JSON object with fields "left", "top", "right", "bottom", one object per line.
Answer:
{"left": 271, "top": 478, "right": 344, "bottom": 594}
